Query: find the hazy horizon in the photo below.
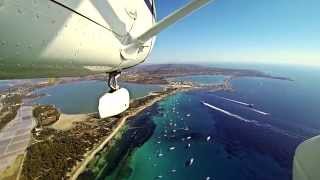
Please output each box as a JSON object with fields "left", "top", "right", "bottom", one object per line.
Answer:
{"left": 144, "top": 59, "right": 320, "bottom": 68}
{"left": 150, "top": 0, "right": 320, "bottom": 66}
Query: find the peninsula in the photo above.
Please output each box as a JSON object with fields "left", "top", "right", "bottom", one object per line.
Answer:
{"left": 0, "top": 64, "right": 292, "bottom": 180}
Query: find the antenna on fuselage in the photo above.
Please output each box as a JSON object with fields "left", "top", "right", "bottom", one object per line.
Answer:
{"left": 120, "top": 0, "right": 213, "bottom": 60}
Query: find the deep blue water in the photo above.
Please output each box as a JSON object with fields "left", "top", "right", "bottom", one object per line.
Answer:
{"left": 117, "top": 65, "right": 320, "bottom": 180}
{"left": 3, "top": 63, "right": 318, "bottom": 180}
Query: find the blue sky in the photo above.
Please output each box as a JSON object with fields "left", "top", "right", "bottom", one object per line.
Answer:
{"left": 148, "top": 0, "right": 320, "bottom": 66}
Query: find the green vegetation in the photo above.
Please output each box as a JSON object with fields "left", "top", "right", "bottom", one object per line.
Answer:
{"left": 21, "top": 86, "right": 181, "bottom": 180}
{"left": 0, "top": 93, "right": 22, "bottom": 130}
{"left": 79, "top": 126, "right": 128, "bottom": 179}
{"left": 0, "top": 64, "right": 95, "bottom": 79}
{"left": 33, "top": 105, "right": 60, "bottom": 127}
{"left": 96, "top": 142, "right": 134, "bottom": 180}
{"left": 21, "top": 117, "right": 117, "bottom": 180}
{"left": 78, "top": 88, "right": 180, "bottom": 179}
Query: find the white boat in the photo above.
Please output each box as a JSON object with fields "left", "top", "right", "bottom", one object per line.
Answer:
{"left": 170, "top": 169, "right": 177, "bottom": 173}
{"left": 206, "top": 136, "right": 211, "bottom": 142}
{"left": 185, "top": 158, "right": 194, "bottom": 167}
{"left": 157, "top": 149, "right": 164, "bottom": 157}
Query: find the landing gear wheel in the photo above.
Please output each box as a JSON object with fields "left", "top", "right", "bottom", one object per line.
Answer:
{"left": 98, "top": 71, "right": 130, "bottom": 119}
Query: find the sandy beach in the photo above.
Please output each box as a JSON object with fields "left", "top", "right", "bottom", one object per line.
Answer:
{"left": 50, "top": 114, "right": 89, "bottom": 131}
{"left": 70, "top": 87, "right": 184, "bottom": 179}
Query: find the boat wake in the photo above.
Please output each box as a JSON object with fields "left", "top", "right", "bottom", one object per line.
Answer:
{"left": 218, "top": 96, "right": 250, "bottom": 106}
{"left": 249, "top": 108, "right": 270, "bottom": 115}
{"left": 215, "top": 95, "right": 270, "bottom": 115}
{"left": 201, "top": 101, "right": 297, "bottom": 138}
{"left": 201, "top": 101, "right": 256, "bottom": 123}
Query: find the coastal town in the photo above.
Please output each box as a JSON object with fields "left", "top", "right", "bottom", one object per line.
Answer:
{"left": 0, "top": 64, "right": 291, "bottom": 179}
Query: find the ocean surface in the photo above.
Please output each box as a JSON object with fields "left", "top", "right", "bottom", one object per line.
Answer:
{"left": 99, "top": 64, "right": 320, "bottom": 180}
{"left": 4, "top": 63, "right": 320, "bottom": 180}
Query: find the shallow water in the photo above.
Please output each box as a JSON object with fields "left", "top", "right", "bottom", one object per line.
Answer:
{"left": 103, "top": 65, "right": 320, "bottom": 180}
{"left": 33, "top": 80, "right": 163, "bottom": 114}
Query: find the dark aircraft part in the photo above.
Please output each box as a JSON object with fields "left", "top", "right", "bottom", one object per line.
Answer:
{"left": 108, "top": 71, "right": 121, "bottom": 91}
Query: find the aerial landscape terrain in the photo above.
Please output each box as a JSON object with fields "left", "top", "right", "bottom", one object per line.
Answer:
{"left": 1, "top": 63, "right": 318, "bottom": 180}
{"left": 1, "top": 0, "right": 319, "bottom": 179}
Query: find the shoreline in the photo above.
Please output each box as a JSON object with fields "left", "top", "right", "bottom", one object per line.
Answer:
{"left": 0, "top": 64, "right": 294, "bottom": 179}
{"left": 71, "top": 81, "right": 229, "bottom": 179}
{"left": 17, "top": 84, "right": 194, "bottom": 179}
{"left": 33, "top": 77, "right": 231, "bottom": 179}
{"left": 0, "top": 74, "right": 230, "bottom": 179}
{"left": 70, "top": 86, "right": 191, "bottom": 179}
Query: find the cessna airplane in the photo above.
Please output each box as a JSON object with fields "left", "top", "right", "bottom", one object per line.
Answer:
{"left": 0, "top": 0, "right": 213, "bottom": 118}
{"left": 0, "top": 0, "right": 318, "bottom": 180}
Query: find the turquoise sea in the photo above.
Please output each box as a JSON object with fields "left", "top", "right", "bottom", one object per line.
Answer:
{"left": 96, "top": 64, "right": 320, "bottom": 180}
{"left": 11, "top": 63, "right": 320, "bottom": 180}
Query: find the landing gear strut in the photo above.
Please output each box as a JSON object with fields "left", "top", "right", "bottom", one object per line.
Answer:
{"left": 98, "top": 71, "right": 130, "bottom": 119}
{"left": 108, "top": 71, "right": 121, "bottom": 92}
